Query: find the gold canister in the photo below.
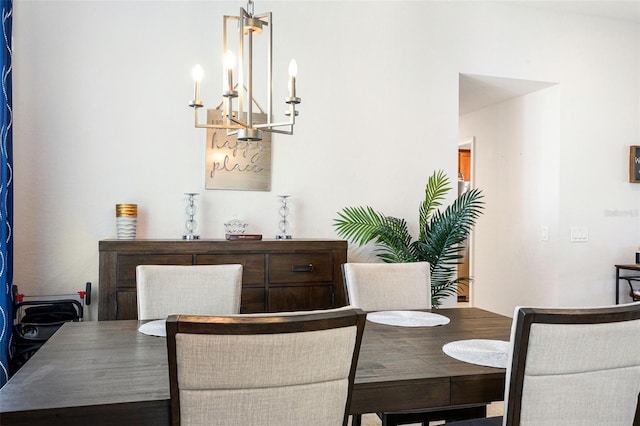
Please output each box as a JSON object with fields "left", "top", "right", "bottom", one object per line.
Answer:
{"left": 116, "top": 204, "right": 137, "bottom": 218}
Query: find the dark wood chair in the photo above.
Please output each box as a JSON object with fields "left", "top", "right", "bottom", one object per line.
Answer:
{"left": 447, "top": 303, "right": 640, "bottom": 426}
{"left": 166, "top": 308, "right": 366, "bottom": 426}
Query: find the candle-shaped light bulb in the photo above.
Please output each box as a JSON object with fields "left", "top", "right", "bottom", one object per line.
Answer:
{"left": 224, "top": 51, "right": 236, "bottom": 70}
{"left": 224, "top": 51, "right": 235, "bottom": 93}
{"left": 288, "top": 59, "right": 298, "bottom": 78}
{"left": 192, "top": 64, "right": 204, "bottom": 104}
{"left": 192, "top": 64, "right": 204, "bottom": 82}
{"left": 288, "top": 59, "right": 297, "bottom": 98}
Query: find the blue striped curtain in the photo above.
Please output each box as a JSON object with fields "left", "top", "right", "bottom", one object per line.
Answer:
{"left": 0, "top": 0, "right": 12, "bottom": 386}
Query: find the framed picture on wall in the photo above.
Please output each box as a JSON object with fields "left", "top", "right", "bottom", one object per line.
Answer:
{"left": 631, "top": 146, "right": 640, "bottom": 183}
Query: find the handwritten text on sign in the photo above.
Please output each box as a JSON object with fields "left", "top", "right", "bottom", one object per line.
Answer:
{"left": 205, "top": 110, "right": 272, "bottom": 191}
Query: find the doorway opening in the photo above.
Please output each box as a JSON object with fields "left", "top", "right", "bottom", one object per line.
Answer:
{"left": 457, "top": 73, "right": 559, "bottom": 309}
{"left": 457, "top": 137, "right": 473, "bottom": 303}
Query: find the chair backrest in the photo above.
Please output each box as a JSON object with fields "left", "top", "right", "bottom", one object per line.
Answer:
{"left": 342, "top": 262, "right": 431, "bottom": 311}
{"left": 503, "top": 302, "right": 640, "bottom": 426}
{"left": 166, "top": 308, "right": 367, "bottom": 426}
{"left": 136, "top": 264, "right": 242, "bottom": 320}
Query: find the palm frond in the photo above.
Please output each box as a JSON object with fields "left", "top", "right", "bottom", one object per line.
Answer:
{"left": 334, "top": 206, "right": 386, "bottom": 246}
{"left": 431, "top": 277, "right": 470, "bottom": 307}
{"left": 375, "top": 216, "right": 415, "bottom": 263}
{"left": 419, "top": 170, "right": 449, "bottom": 242}
{"left": 334, "top": 207, "right": 414, "bottom": 261}
{"left": 422, "top": 188, "right": 484, "bottom": 289}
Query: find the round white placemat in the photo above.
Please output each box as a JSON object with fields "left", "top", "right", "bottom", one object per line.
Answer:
{"left": 442, "top": 339, "right": 509, "bottom": 368}
{"left": 138, "top": 319, "right": 166, "bottom": 337}
{"left": 367, "top": 310, "right": 450, "bottom": 327}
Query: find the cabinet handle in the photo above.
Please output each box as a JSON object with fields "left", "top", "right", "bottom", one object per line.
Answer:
{"left": 291, "top": 264, "right": 314, "bottom": 273}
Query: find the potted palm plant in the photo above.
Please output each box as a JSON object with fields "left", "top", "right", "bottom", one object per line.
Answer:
{"left": 334, "top": 170, "right": 484, "bottom": 307}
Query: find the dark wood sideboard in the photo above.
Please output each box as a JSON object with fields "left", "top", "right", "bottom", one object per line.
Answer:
{"left": 98, "top": 239, "right": 348, "bottom": 320}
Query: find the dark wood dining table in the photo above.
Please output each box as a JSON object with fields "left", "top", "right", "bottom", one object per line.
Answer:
{"left": 0, "top": 308, "right": 512, "bottom": 425}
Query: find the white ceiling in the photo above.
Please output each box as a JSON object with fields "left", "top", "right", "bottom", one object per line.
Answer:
{"left": 459, "top": 1, "right": 639, "bottom": 114}
{"left": 517, "top": 1, "right": 640, "bottom": 24}
{"left": 459, "top": 74, "right": 556, "bottom": 115}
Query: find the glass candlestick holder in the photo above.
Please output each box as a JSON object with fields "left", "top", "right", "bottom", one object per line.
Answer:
{"left": 183, "top": 192, "right": 200, "bottom": 240}
{"left": 276, "top": 195, "right": 292, "bottom": 239}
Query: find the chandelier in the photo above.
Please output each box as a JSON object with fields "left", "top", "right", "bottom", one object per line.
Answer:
{"left": 189, "top": 0, "right": 301, "bottom": 142}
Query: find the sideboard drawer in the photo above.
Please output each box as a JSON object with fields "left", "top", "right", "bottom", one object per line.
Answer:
{"left": 196, "top": 253, "right": 265, "bottom": 286}
{"left": 116, "top": 254, "right": 192, "bottom": 288}
{"left": 268, "top": 253, "right": 333, "bottom": 284}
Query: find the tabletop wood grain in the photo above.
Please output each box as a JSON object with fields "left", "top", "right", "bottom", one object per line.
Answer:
{"left": 352, "top": 308, "right": 511, "bottom": 413}
{"left": 0, "top": 308, "right": 512, "bottom": 425}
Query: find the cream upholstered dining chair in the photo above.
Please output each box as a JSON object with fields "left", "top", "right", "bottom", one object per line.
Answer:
{"left": 343, "top": 262, "right": 487, "bottom": 426}
{"left": 446, "top": 302, "right": 640, "bottom": 426}
{"left": 342, "top": 262, "right": 431, "bottom": 311}
{"left": 165, "top": 308, "right": 367, "bottom": 426}
{"left": 136, "top": 264, "right": 242, "bottom": 320}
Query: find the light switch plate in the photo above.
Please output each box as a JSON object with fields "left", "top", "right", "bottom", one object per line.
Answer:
{"left": 541, "top": 225, "right": 549, "bottom": 241}
{"left": 570, "top": 226, "right": 589, "bottom": 242}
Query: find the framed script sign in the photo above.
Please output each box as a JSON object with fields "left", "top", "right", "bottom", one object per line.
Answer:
{"left": 631, "top": 146, "right": 640, "bottom": 183}
{"left": 205, "top": 109, "right": 271, "bottom": 191}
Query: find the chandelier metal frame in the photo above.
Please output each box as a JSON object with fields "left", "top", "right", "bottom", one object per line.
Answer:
{"left": 189, "top": 1, "right": 300, "bottom": 142}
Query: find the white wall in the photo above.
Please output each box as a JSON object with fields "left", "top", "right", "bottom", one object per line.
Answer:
{"left": 460, "top": 86, "right": 561, "bottom": 316}
{"left": 13, "top": 1, "right": 639, "bottom": 319}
